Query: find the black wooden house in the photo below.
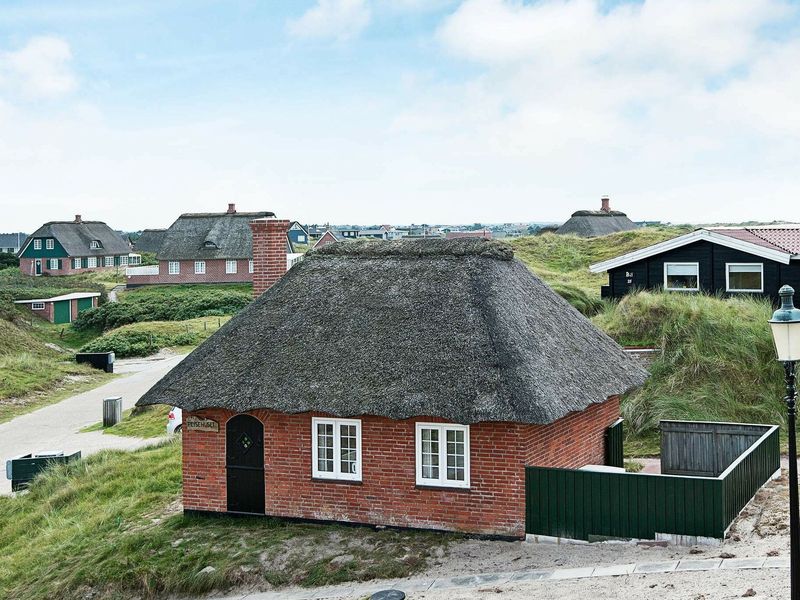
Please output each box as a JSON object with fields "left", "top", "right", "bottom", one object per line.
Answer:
{"left": 590, "top": 227, "right": 800, "bottom": 303}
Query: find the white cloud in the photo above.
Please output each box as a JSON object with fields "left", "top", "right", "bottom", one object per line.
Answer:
{"left": 0, "top": 36, "right": 77, "bottom": 98}
{"left": 287, "top": 0, "right": 372, "bottom": 41}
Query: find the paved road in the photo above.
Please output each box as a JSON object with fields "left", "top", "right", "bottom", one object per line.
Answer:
{"left": 0, "top": 353, "right": 184, "bottom": 494}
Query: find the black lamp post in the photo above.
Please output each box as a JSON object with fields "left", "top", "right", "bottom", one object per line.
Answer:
{"left": 769, "top": 284, "right": 800, "bottom": 600}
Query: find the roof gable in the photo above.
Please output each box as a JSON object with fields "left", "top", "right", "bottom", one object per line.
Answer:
{"left": 138, "top": 239, "right": 647, "bottom": 425}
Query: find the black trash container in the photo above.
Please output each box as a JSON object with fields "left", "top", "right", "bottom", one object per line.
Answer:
{"left": 76, "top": 351, "right": 115, "bottom": 373}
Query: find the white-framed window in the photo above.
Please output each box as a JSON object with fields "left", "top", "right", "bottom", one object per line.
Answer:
{"left": 663, "top": 262, "right": 699, "bottom": 291}
{"left": 168, "top": 261, "right": 180, "bottom": 275}
{"left": 225, "top": 259, "right": 237, "bottom": 274}
{"left": 90, "top": 240, "right": 101, "bottom": 249}
{"left": 104, "top": 256, "right": 113, "bottom": 267}
{"left": 31, "top": 302, "right": 45, "bottom": 310}
{"left": 45, "top": 238, "right": 54, "bottom": 250}
{"left": 119, "top": 255, "right": 128, "bottom": 266}
{"left": 726, "top": 263, "right": 763, "bottom": 293}
{"left": 73, "top": 258, "right": 81, "bottom": 269}
{"left": 415, "top": 423, "right": 470, "bottom": 489}
{"left": 298, "top": 235, "right": 306, "bottom": 243}
{"left": 48, "top": 258, "right": 59, "bottom": 270}
{"left": 194, "top": 260, "right": 206, "bottom": 274}
{"left": 34, "top": 239, "right": 42, "bottom": 250}
{"left": 248, "top": 259, "right": 254, "bottom": 274}
{"left": 312, "top": 417, "right": 362, "bottom": 481}
{"left": 87, "top": 256, "right": 97, "bottom": 268}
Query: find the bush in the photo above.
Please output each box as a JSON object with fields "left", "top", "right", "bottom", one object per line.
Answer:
{"left": 80, "top": 330, "right": 202, "bottom": 358}
{"left": 73, "top": 286, "right": 250, "bottom": 331}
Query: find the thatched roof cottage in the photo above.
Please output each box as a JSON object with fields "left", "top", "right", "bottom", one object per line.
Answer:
{"left": 556, "top": 196, "right": 638, "bottom": 237}
{"left": 138, "top": 236, "right": 647, "bottom": 537}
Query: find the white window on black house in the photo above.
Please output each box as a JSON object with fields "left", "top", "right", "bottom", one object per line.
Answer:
{"left": 31, "top": 302, "right": 45, "bottom": 310}
{"left": 225, "top": 259, "right": 237, "bottom": 274}
{"left": 169, "top": 261, "right": 180, "bottom": 275}
{"left": 194, "top": 260, "right": 206, "bottom": 274}
{"left": 34, "top": 239, "right": 41, "bottom": 250}
{"left": 663, "top": 262, "right": 699, "bottom": 291}
{"left": 416, "top": 423, "right": 470, "bottom": 489}
{"left": 87, "top": 257, "right": 97, "bottom": 268}
{"left": 312, "top": 418, "right": 361, "bottom": 481}
{"left": 46, "top": 239, "right": 54, "bottom": 250}
{"left": 726, "top": 263, "right": 763, "bottom": 293}
{"left": 104, "top": 256, "right": 113, "bottom": 267}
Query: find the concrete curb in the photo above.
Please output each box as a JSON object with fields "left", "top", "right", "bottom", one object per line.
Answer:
{"left": 213, "top": 555, "right": 791, "bottom": 600}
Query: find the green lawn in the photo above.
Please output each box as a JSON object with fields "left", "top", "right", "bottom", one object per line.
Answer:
{"left": 82, "top": 405, "right": 171, "bottom": 438}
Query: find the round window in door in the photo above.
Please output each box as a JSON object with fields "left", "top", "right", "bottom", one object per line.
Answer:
{"left": 226, "top": 414, "right": 265, "bottom": 514}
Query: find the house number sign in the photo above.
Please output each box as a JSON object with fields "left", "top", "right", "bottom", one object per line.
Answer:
{"left": 186, "top": 416, "right": 219, "bottom": 432}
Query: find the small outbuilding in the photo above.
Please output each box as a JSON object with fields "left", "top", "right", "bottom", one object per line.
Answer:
{"left": 14, "top": 292, "right": 100, "bottom": 324}
{"left": 556, "top": 196, "right": 638, "bottom": 237}
{"left": 137, "top": 237, "right": 647, "bottom": 538}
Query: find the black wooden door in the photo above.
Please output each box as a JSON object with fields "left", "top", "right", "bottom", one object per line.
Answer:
{"left": 226, "top": 414, "right": 265, "bottom": 514}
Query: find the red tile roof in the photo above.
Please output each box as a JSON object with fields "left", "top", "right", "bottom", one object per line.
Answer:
{"left": 709, "top": 227, "right": 800, "bottom": 255}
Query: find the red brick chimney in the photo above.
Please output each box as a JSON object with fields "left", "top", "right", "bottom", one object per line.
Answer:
{"left": 600, "top": 196, "right": 610, "bottom": 213}
{"left": 74, "top": 214, "right": 82, "bottom": 223}
{"left": 227, "top": 203, "right": 236, "bottom": 214}
{"left": 249, "top": 218, "right": 290, "bottom": 297}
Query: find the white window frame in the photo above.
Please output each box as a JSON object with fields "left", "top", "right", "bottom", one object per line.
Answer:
{"left": 104, "top": 256, "right": 113, "bottom": 267}
{"left": 168, "top": 261, "right": 180, "bottom": 275}
{"left": 663, "top": 262, "right": 700, "bottom": 292}
{"left": 48, "top": 258, "right": 59, "bottom": 270}
{"left": 34, "top": 239, "right": 42, "bottom": 250}
{"left": 73, "top": 258, "right": 81, "bottom": 269}
{"left": 248, "top": 259, "right": 254, "bottom": 274}
{"left": 415, "top": 423, "right": 470, "bottom": 489}
{"left": 119, "top": 255, "right": 128, "bottom": 266}
{"left": 297, "top": 235, "right": 306, "bottom": 243}
{"left": 725, "top": 263, "right": 764, "bottom": 293}
{"left": 45, "top": 238, "right": 54, "bottom": 250}
{"left": 194, "top": 260, "right": 206, "bottom": 274}
{"left": 225, "top": 259, "right": 238, "bottom": 274}
{"left": 90, "top": 240, "right": 101, "bottom": 249}
{"left": 311, "top": 417, "right": 362, "bottom": 481}
{"left": 31, "top": 302, "right": 45, "bottom": 310}
{"left": 87, "top": 256, "right": 97, "bottom": 268}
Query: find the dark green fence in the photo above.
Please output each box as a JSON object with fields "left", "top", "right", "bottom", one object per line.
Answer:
{"left": 604, "top": 418, "right": 624, "bottom": 468}
{"left": 526, "top": 423, "right": 779, "bottom": 541}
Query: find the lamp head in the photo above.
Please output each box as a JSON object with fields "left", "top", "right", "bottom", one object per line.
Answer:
{"left": 770, "top": 285, "right": 800, "bottom": 362}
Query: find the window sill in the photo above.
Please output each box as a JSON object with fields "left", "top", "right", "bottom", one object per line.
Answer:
{"left": 415, "top": 484, "right": 471, "bottom": 493}
{"left": 311, "top": 477, "right": 363, "bottom": 486}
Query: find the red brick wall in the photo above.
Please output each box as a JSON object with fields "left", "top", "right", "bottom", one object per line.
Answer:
{"left": 19, "top": 257, "right": 119, "bottom": 277}
{"left": 133, "top": 259, "right": 255, "bottom": 286}
{"left": 250, "top": 219, "right": 290, "bottom": 297}
{"left": 182, "top": 397, "right": 619, "bottom": 538}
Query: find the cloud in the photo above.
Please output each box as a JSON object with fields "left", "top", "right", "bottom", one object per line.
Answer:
{"left": 287, "top": 0, "right": 372, "bottom": 42}
{"left": 0, "top": 36, "right": 77, "bottom": 98}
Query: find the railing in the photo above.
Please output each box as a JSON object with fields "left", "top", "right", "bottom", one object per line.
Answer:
{"left": 126, "top": 265, "right": 159, "bottom": 277}
{"left": 287, "top": 253, "right": 304, "bottom": 270}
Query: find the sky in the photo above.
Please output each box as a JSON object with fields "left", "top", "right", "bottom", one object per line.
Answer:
{"left": 1, "top": 0, "right": 800, "bottom": 232}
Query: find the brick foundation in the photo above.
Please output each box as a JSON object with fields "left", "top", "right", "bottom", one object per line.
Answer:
{"left": 19, "top": 257, "right": 120, "bottom": 277}
{"left": 182, "top": 397, "right": 619, "bottom": 538}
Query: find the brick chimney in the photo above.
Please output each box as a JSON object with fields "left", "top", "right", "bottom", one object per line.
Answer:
{"left": 74, "top": 214, "right": 82, "bottom": 223}
{"left": 249, "top": 218, "right": 290, "bottom": 297}
{"left": 227, "top": 203, "right": 236, "bottom": 214}
{"left": 600, "top": 196, "right": 610, "bottom": 213}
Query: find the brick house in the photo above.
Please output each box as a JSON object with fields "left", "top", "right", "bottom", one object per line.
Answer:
{"left": 311, "top": 229, "right": 344, "bottom": 249}
{"left": 14, "top": 292, "right": 100, "bottom": 324}
{"left": 137, "top": 238, "right": 647, "bottom": 538}
{"left": 125, "top": 204, "right": 300, "bottom": 286}
{"left": 18, "top": 216, "right": 133, "bottom": 276}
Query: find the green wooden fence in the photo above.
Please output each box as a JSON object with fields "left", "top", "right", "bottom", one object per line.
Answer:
{"left": 604, "top": 418, "right": 624, "bottom": 468}
{"left": 526, "top": 424, "right": 779, "bottom": 541}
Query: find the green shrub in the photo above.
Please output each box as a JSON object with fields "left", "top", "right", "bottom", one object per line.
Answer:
{"left": 80, "top": 330, "right": 201, "bottom": 358}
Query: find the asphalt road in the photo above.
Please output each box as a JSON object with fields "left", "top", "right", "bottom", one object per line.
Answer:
{"left": 0, "top": 353, "right": 184, "bottom": 495}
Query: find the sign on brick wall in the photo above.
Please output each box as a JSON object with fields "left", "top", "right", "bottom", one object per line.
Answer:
{"left": 186, "top": 416, "right": 219, "bottom": 432}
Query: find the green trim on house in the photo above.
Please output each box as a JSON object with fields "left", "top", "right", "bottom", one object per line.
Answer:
{"left": 20, "top": 237, "right": 68, "bottom": 259}
{"left": 52, "top": 300, "right": 71, "bottom": 324}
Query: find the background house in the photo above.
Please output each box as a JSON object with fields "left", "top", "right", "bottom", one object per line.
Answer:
{"left": 14, "top": 292, "right": 100, "bottom": 324}
{"left": 590, "top": 226, "right": 800, "bottom": 302}
{"left": 556, "top": 196, "right": 638, "bottom": 237}
{"left": 18, "top": 216, "right": 133, "bottom": 276}
{"left": 312, "top": 229, "right": 344, "bottom": 249}
{"left": 287, "top": 222, "right": 309, "bottom": 245}
{"left": 0, "top": 232, "right": 27, "bottom": 254}
{"left": 137, "top": 238, "right": 647, "bottom": 538}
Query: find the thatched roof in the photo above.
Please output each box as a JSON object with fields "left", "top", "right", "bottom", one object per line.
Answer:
{"left": 556, "top": 211, "right": 638, "bottom": 237}
{"left": 24, "top": 221, "right": 130, "bottom": 256}
{"left": 137, "top": 238, "right": 647, "bottom": 424}
{"left": 157, "top": 211, "right": 274, "bottom": 260}
{"left": 134, "top": 229, "right": 167, "bottom": 254}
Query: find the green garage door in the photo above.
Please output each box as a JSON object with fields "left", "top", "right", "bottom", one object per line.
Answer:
{"left": 77, "top": 298, "right": 93, "bottom": 314}
{"left": 53, "top": 300, "right": 71, "bottom": 324}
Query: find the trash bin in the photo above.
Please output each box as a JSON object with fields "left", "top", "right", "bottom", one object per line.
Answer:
{"left": 103, "top": 396, "right": 122, "bottom": 427}
{"left": 5, "top": 451, "right": 81, "bottom": 491}
{"left": 75, "top": 351, "right": 115, "bottom": 373}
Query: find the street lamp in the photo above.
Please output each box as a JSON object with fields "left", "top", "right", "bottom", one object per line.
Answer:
{"left": 770, "top": 284, "right": 800, "bottom": 600}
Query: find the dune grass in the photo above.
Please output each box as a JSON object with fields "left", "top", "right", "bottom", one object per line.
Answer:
{"left": 82, "top": 405, "right": 171, "bottom": 438}
{"left": 0, "top": 441, "right": 450, "bottom": 600}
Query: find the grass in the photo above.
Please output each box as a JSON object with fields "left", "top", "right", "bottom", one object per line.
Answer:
{"left": 82, "top": 405, "right": 170, "bottom": 438}
{"left": 80, "top": 315, "right": 231, "bottom": 357}
{"left": 0, "top": 441, "right": 452, "bottom": 600}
